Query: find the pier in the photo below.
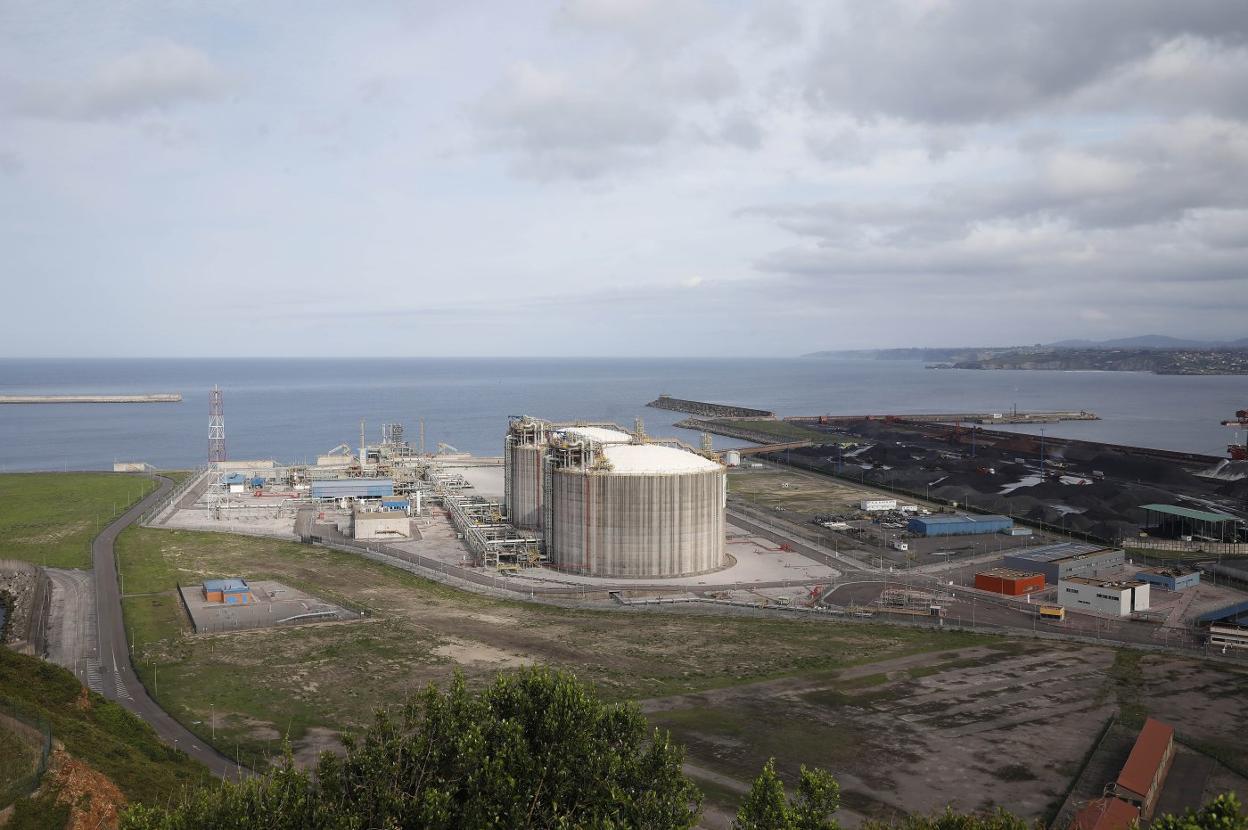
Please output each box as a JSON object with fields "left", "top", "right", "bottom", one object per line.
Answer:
{"left": 0, "top": 393, "right": 182, "bottom": 404}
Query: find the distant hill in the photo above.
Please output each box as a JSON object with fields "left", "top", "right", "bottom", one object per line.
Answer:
{"left": 1045, "top": 335, "right": 1248, "bottom": 349}
{"left": 804, "top": 335, "right": 1248, "bottom": 359}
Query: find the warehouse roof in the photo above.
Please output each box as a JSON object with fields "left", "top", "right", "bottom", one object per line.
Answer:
{"left": 1006, "top": 542, "right": 1111, "bottom": 563}
{"left": 1117, "top": 717, "right": 1174, "bottom": 799}
{"left": 1071, "top": 798, "right": 1139, "bottom": 830}
{"left": 559, "top": 426, "right": 633, "bottom": 444}
{"left": 914, "top": 514, "right": 1011, "bottom": 524}
{"left": 977, "top": 568, "right": 1041, "bottom": 580}
{"left": 600, "top": 444, "right": 721, "bottom": 474}
{"left": 203, "top": 578, "right": 248, "bottom": 592}
{"left": 1140, "top": 504, "right": 1239, "bottom": 523}
{"left": 1062, "top": 576, "right": 1146, "bottom": 589}
{"left": 354, "top": 508, "right": 408, "bottom": 522}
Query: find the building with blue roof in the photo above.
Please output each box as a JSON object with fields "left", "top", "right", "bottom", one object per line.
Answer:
{"left": 202, "top": 578, "right": 252, "bottom": 605}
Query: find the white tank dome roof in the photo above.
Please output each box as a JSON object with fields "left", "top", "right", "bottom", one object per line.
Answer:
{"left": 558, "top": 426, "right": 633, "bottom": 444}
{"left": 600, "top": 443, "right": 722, "bottom": 474}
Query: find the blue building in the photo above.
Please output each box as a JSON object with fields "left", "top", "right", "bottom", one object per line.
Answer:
{"left": 907, "top": 514, "right": 1013, "bottom": 537}
{"left": 202, "top": 578, "right": 252, "bottom": 605}
{"left": 310, "top": 478, "right": 395, "bottom": 499}
{"left": 1135, "top": 568, "right": 1200, "bottom": 592}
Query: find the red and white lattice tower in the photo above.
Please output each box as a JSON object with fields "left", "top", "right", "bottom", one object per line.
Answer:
{"left": 208, "top": 385, "right": 226, "bottom": 463}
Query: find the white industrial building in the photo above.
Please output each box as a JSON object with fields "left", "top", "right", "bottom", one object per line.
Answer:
{"left": 1057, "top": 577, "right": 1150, "bottom": 617}
{"left": 352, "top": 505, "right": 412, "bottom": 540}
{"left": 860, "top": 498, "right": 898, "bottom": 512}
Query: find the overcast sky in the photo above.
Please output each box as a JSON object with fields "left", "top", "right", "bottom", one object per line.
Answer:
{"left": 2, "top": 1, "right": 1246, "bottom": 357}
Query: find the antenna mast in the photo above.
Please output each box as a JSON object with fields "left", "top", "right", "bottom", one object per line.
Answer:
{"left": 208, "top": 386, "right": 226, "bottom": 463}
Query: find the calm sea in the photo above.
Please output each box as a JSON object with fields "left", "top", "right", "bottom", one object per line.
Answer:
{"left": 0, "top": 358, "right": 1241, "bottom": 471}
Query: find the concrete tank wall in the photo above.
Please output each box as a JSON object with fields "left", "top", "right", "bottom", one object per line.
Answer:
{"left": 548, "top": 468, "right": 725, "bottom": 577}
{"left": 506, "top": 443, "right": 545, "bottom": 530}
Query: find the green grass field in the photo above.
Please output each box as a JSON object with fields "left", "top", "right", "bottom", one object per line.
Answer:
{"left": 115, "top": 525, "right": 993, "bottom": 769}
{"left": 0, "top": 473, "right": 158, "bottom": 568}
{"left": 0, "top": 648, "right": 209, "bottom": 808}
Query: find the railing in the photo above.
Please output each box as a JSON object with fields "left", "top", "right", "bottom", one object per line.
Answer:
{"left": 141, "top": 466, "right": 210, "bottom": 526}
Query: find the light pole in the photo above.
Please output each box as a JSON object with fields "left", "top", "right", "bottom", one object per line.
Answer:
{"left": 211, "top": 703, "right": 215, "bottom": 740}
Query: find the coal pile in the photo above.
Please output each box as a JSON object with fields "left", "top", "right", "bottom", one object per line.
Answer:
{"left": 776, "top": 423, "right": 1247, "bottom": 544}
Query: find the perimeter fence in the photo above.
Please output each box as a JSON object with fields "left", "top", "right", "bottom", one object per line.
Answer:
{"left": 0, "top": 703, "right": 52, "bottom": 810}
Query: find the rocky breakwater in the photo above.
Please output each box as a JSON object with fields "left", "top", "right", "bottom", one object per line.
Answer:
{"left": 0, "top": 561, "right": 51, "bottom": 655}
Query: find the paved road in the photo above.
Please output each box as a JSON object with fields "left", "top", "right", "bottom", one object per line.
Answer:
{"left": 92, "top": 475, "right": 242, "bottom": 779}
{"left": 43, "top": 567, "right": 95, "bottom": 685}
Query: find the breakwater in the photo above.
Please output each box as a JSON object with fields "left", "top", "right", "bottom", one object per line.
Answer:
{"left": 648, "top": 395, "right": 774, "bottom": 419}
{"left": 0, "top": 393, "right": 182, "bottom": 404}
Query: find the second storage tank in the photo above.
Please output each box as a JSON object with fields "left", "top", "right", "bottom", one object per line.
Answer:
{"left": 547, "top": 443, "right": 726, "bottom": 577}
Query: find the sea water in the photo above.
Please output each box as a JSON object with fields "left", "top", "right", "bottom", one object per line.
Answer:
{"left": 0, "top": 358, "right": 1242, "bottom": 471}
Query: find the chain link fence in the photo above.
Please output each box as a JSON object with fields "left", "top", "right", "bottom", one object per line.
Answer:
{"left": 0, "top": 703, "right": 52, "bottom": 810}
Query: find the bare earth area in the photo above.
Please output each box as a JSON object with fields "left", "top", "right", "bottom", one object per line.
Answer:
{"left": 646, "top": 642, "right": 1248, "bottom": 828}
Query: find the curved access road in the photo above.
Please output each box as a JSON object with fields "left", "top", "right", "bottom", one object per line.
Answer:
{"left": 92, "top": 474, "right": 243, "bottom": 779}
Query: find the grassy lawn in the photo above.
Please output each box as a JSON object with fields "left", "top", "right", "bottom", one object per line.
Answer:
{"left": 0, "top": 648, "right": 209, "bottom": 808}
{"left": 157, "top": 470, "right": 196, "bottom": 487}
{"left": 0, "top": 473, "right": 158, "bottom": 568}
{"left": 718, "top": 419, "right": 837, "bottom": 443}
{"left": 116, "top": 525, "right": 994, "bottom": 769}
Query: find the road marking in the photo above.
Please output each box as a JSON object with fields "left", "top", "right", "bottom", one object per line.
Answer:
{"left": 113, "top": 673, "right": 132, "bottom": 701}
{"left": 85, "top": 660, "right": 104, "bottom": 694}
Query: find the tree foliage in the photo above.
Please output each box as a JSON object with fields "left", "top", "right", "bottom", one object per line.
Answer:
{"left": 734, "top": 758, "right": 841, "bottom": 830}
{"left": 121, "top": 668, "right": 701, "bottom": 830}
{"left": 1152, "top": 794, "right": 1247, "bottom": 830}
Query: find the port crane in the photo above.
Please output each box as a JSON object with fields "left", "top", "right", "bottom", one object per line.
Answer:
{"left": 1222, "top": 409, "right": 1248, "bottom": 460}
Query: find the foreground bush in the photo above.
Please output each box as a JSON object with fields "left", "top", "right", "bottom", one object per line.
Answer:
{"left": 122, "top": 668, "right": 700, "bottom": 829}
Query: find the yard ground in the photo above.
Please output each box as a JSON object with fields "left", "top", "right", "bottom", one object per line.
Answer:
{"left": 649, "top": 643, "right": 1248, "bottom": 828}
{"left": 728, "top": 467, "right": 885, "bottom": 515}
{"left": 0, "top": 472, "right": 157, "bottom": 569}
{"left": 115, "top": 525, "right": 995, "bottom": 771}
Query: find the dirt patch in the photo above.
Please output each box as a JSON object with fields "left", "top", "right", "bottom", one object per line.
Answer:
{"left": 48, "top": 748, "right": 126, "bottom": 830}
{"left": 292, "top": 727, "right": 345, "bottom": 768}
{"left": 432, "top": 638, "right": 535, "bottom": 668}
{"left": 648, "top": 644, "right": 1120, "bottom": 823}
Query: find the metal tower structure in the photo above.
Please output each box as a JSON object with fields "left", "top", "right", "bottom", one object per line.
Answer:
{"left": 208, "top": 385, "right": 226, "bottom": 463}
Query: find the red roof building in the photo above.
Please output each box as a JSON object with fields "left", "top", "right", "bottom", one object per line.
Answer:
{"left": 1112, "top": 717, "right": 1176, "bottom": 819}
{"left": 1071, "top": 798, "right": 1140, "bottom": 830}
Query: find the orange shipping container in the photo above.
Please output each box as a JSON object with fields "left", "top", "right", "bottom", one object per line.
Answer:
{"left": 974, "top": 569, "right": 1045, "bottom": 596}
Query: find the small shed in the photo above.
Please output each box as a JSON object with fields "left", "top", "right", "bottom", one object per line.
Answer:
{"left": 974, "top": 568, "right": 1045, "bottom": 596}
{"left": 220, "top": 472, "right": 248, "bottom": 494}
{"left": 1112, "top": 717, "right": 1175, "bottom": 819}
{"left": 203, "top": 578, "right": 252, "bottom": 605}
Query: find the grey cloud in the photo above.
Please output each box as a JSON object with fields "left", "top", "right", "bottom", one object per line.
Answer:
{"left": 0, "top": 150, "right": 21, "bottom": 175}
{"left": 555, "top": 0, "right": 720, "bottom": 51}
{"left": 804, "top": 0, "right": 1248, "bottom": 123}
{"left": 718, "top": 110, "right": 763, "bottom": 149}
{"left": 15, "top": 42, "right": 227, "bottom": 121}
{"left": 474, "top": 63, "right": 674, "bottom": 180}
{"left": 474, "top": 52, "right": 750, "bottom": 179}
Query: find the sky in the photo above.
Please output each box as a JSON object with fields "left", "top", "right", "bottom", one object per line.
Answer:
{"left": 2, "top": 0, "right": 1246, "bottom": 357}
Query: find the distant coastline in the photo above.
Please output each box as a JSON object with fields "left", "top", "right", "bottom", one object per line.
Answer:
{"left": 804, "top": 345, "right": 1248, "bottom": 375}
